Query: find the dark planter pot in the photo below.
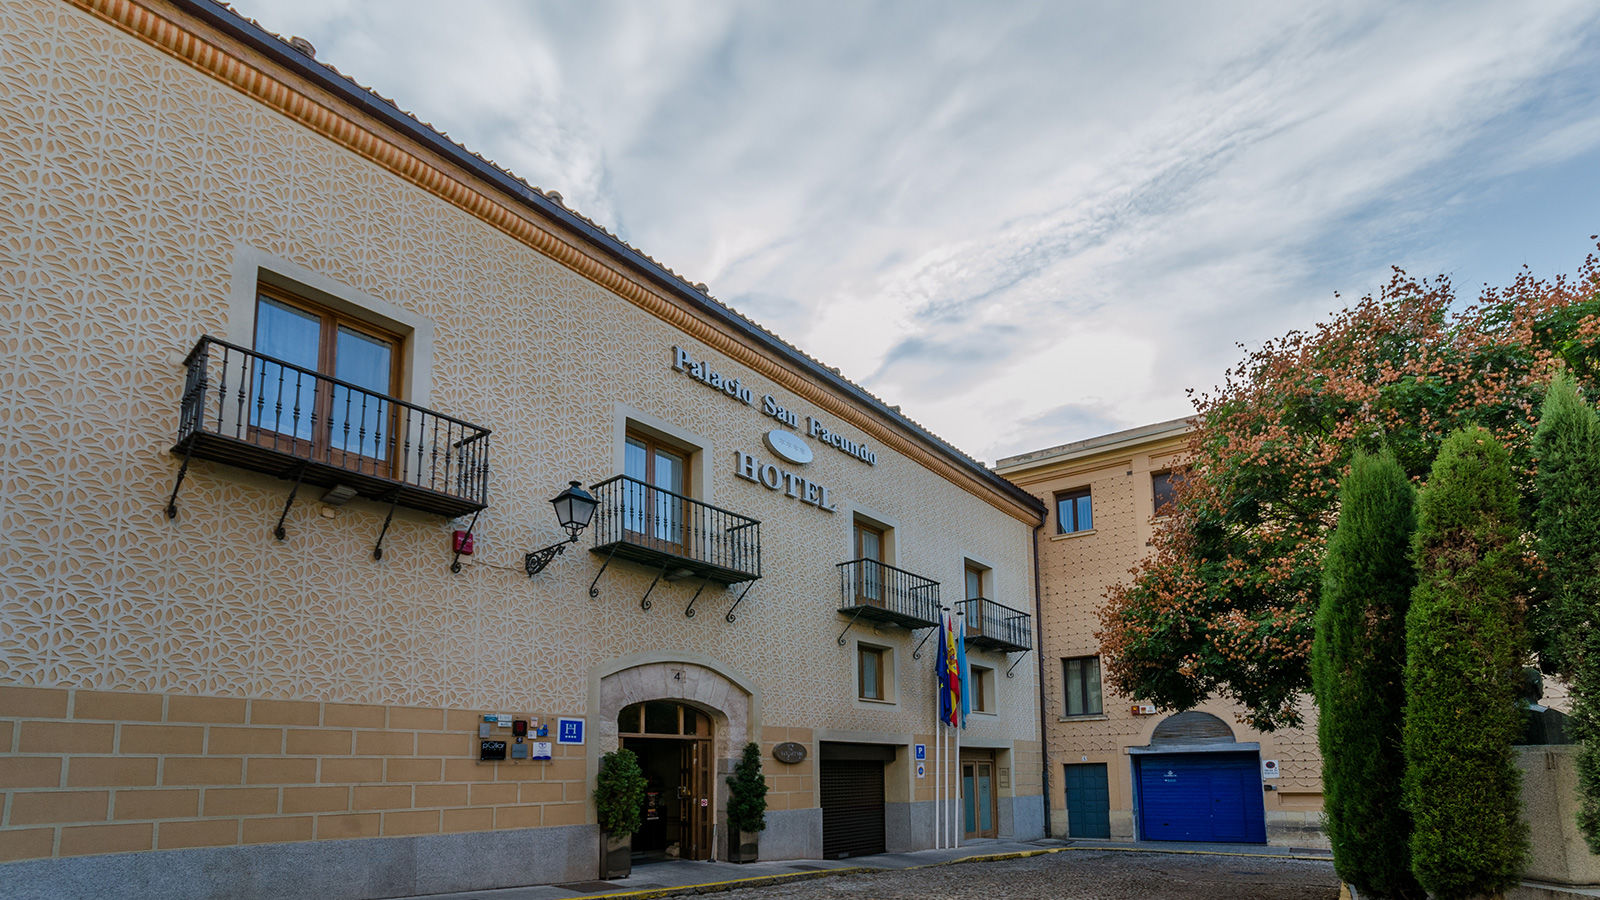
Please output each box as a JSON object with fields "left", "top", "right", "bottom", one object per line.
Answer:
{"left": 601, "top": 831, "right": 631, "bottom": 880}
{"left": 729, "top": 830, "right": 760, "bottom": 864}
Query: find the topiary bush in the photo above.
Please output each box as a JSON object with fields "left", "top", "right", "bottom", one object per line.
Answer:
{"left": 726, "top": 742, "right": 768, "bottom": 835}
{"left": 1403, "top": 427, "right": 1529, "bottom": 898}
{"left": 593, "top": 748, "right": 647, "bottom": 836}
{"left": 1313, "top": 449, "right": 1422, "bottom": 899}
{"left": 1531, "top": 369, "right": 1600, "bottom": 850}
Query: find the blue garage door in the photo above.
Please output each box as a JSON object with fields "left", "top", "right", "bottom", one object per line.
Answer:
{"left": 1136, "top": 752, "right": 1265, "bottom": 843}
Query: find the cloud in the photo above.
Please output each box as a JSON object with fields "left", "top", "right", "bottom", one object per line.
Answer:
{"left": 237, "top": 0, "right": 1600, "bottom": 462}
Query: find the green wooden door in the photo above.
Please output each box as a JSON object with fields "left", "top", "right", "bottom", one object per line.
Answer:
{"left": 1063, "top": 763, "right": 1111, "bottom": 839}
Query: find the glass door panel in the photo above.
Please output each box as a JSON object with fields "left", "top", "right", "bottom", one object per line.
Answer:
{"left": 652, "top": 448, "right": 686, "bottom": 546}
{"left": 855, "top": 524, "right": 883, "bottom": 604}
{"left": 962, "top": 764, "right": 976, "bottom": 834}
{"left": 251, "top": 297, "right": 321, "bottom": 441}
{"left": 624, "top": 437, "right": 650, "bottom": 535}
{"left": 330, "top": 326, "right": 395, "bottom": 466}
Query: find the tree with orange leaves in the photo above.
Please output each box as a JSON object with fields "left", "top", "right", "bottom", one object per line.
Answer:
{"left": 1098, "top": 241, "right": 1600, "bottom": 731}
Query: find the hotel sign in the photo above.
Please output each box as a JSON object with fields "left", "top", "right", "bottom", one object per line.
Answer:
{"left": 672, "top": 347, "right": 878, "bottom": 465}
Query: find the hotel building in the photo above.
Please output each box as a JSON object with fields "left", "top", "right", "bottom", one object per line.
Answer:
{"left": 0, "top": 1, "right": 1048, "bottom": 896}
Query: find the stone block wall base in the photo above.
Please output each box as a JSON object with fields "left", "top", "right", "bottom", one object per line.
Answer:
{"left": 1508, "top": 881, "right": 1600, "bottom": 900}
{"left": 0, "top": 824, "right": 598, "bottom": 900}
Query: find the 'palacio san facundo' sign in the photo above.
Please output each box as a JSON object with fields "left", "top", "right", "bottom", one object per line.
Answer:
{"left": 671, "top": 347, "right": 877, "bottom": 466}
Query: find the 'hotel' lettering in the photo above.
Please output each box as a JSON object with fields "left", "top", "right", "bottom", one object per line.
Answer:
{"left": 734, "top": 451, "right": 837, "bottom": 512}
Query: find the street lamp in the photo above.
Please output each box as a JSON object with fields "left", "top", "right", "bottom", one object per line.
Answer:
{"left": 525, "top": 481, "right": 598, "bottom": 576}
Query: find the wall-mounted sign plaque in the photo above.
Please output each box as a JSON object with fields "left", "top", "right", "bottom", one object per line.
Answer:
{"left": 764, "top": 429, "right": 814, "bottom": 465}
{"left": 479, "top": 740, "right": 507, "bottom": 761}
{"left": 773, "top": 741, "right": 807, "bottom": 764}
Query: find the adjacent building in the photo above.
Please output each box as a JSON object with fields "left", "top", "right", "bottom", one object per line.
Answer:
{"left": 0, "top": 1, "right": 1047, "bottom": 897}
{"left": 995, "top": 419, "right": 1326, "bottom": 848}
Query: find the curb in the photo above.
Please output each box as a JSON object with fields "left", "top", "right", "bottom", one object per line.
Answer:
{"left": 573, "top": 867, "right": 872, "bottom": 899}
{"left": 566, "top": 844, "right": 1333, "bottom": 899}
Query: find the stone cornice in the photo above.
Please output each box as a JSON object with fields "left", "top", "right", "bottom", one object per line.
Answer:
{"left": 71, "top": 0, "right": 1043, "bottom": 524}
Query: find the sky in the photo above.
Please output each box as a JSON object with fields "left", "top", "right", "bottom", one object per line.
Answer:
{"left": 237, "top": 0, "right": 1600, "bottom": 463}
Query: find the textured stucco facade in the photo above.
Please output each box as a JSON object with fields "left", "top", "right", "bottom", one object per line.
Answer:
{"left": 996, "top": 420, "right": 1326, "bottom": 847}
{"left": 0, "top": 1, "right": 1044, "bottom": 896}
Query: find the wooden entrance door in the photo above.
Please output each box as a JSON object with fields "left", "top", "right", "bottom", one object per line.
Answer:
{"left": 619, "top": 701, "right": 714, "bottom": 860}
{"left": 679, "top": 739, "right": 712, "bottom": 859}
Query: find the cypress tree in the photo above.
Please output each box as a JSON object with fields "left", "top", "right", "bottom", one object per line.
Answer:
{"left": 1403, "top": 427, "right": 1529, "bottom": 898}
{"left": 1531, "top": 369, "right": 1600, "bottom": 849}
{"left": 1313, "top": 449, "right": 1421, "bottom": 899}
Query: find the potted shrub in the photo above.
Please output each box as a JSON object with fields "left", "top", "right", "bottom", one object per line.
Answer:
{"left": 726, "top": 741, "right": 768, "bottom": 863}
{"left": 593, "top": 748, "right": 647, "bottom": 879}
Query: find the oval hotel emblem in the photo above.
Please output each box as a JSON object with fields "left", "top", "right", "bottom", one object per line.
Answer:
{"left": 773, "top": 741, "right": 807, "bottom": 764}
{"left": 764, "top": 429, "right": 813, "bottom": 465}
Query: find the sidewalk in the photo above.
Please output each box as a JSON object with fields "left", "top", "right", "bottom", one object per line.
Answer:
{"left": 383, "top": 838, "right": 1333, "bottom": 900}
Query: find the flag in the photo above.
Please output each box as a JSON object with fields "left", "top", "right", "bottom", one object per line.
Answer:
{"left": 935, "top": 610, "right": 952, "bottom": 726}
{"left": 956, "top": 611, "right": 969, "bottom": 728}
{"left": 940, "top": 611, "right": 961, "bottom": 727}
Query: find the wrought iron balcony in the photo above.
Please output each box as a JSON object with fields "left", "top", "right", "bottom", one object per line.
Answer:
{"left": 837, "top": 559, "right": 941, "bottom": 630}
{"left": 957, "top": 597, "right": 1033, "bottom": 652}
{"left": 587, "top": 475, "right": 762, "bottom": 585}
{"left": 171, "top": 336, "right": 490, "bottom": 520}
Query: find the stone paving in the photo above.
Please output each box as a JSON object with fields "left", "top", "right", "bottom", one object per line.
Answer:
{"left": 674, "top": 850, "right": 1339, "bottom": 900}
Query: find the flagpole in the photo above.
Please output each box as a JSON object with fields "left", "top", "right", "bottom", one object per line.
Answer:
{"left": 933, "top": 609, "right": 943, "bottom": 849}
{"left": 954, "top": 607, "right": 964, "bottom": 849}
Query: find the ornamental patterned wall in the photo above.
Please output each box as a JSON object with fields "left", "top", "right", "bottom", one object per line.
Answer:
{"left": 0, "top": 0, "right": 1037, "bottom": 775}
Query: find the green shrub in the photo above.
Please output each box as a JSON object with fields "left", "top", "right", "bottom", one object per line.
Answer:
{"left": 1403, "top": 427, "right": 1528, "bottom": 898}
{"left": 726, "top": 742, "right": 768, "bottom": 834}
{"left": 1531, "top": 369, "right": 1600, "bottom": 850}
{"left": 593, "top": 748, "right": 647, "bottom": 836}
{"left": 1313, "top": 449, "right": 1422, "bottom": 899}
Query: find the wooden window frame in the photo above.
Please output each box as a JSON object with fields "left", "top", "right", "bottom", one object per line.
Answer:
{"left": 623, "top": 427, "right": 695, "bottom": 553}
{"left": 623, "top": 428, "right": 694, "bottom": 499}
{"left": 1062, "top": 655, "right": 1103, "bottom": 717}
{"left": 250, "top": 285, "right": 404, "bottom": 472}
{"left": 971, "top": 665, "right": 992, "bottom": 713}
{"left": 858, "top": 645, "right": 887, "bottom": 701}
{"left": 964, "top": 562, "right": 986, "bottom": 601}
{"left": 1055, "top": 487, "right": 1093, "bottom": 535}
{"left": 1152, "top": 470, "right": 1182, "bottom": 517}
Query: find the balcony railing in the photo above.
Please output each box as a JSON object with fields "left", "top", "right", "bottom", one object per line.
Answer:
{"left": 957, "top": 597, "right": 1033, "bottom": 652}
{"left": 837, "top": 559, "right": 940, "bottom": 630}
{"left": 588, "top": 475, "right": 761, "bottom": 584}
{"left": 172, "top": 335, "right": 490, "bottom": 518}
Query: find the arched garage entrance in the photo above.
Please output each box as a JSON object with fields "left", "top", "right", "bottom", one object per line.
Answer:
{"left": 1131, "top": 711, "right": 1266, "bottom": 843}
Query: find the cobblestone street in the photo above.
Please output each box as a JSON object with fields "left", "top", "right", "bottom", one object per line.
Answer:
{"left": 699, "top": 851, "right": 1339, "bottom": 900}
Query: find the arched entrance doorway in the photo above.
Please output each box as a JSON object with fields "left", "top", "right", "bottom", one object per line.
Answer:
{"left": 620, "top": 701, "right": 714, "bottom": 861}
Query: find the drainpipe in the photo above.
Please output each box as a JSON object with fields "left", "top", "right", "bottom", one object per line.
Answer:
{"left": 1031, "top": 519, "right": 1052, "bottom": 839}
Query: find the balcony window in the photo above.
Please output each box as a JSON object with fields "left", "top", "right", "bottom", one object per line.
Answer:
{"left": 588, "top": 475, "right": 761, "bottom": 585}
{"left": 624, "top": 430, "right": 690, "bottom": 549}
{"left": 172, "top": 333, "right": 489, "bottom": 519}
{"left": 957, "top": 597, "right": 1033, "bottom": 652}
{"left": 837, "top": 558, "right": 939, "bottom": 630}
{"left": 252, "top": 289, "right": 401, "bottom": 468}
{"left": 965, "top": 564, "right": 981, "bottom": 600}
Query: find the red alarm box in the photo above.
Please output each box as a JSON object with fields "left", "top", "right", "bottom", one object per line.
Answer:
{"left": 453, "top": 530, "right": 474, "bottom": 555}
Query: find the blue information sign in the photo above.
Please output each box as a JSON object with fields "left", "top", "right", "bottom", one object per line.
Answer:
{"left": 557, "top": 717, "right": 585, "bottom": 745}
{"left": 915, "top": 743, "right": 926, "bottom": 761}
